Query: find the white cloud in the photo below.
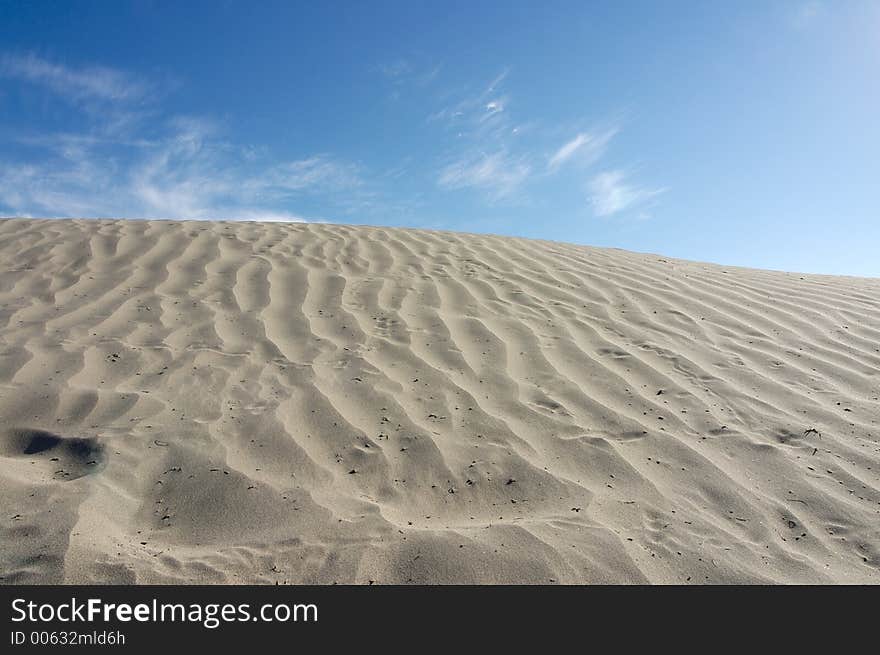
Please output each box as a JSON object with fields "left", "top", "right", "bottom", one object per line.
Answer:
{"left": 438, "top": 151, "right": 530, "bottom": 199}
{"left": 429, "top": 72, "right": 656, "bottom": 210}
{"left": 430, "top": 70, "right": 532, "bottom": 199}
{"left": 131, "top": 137, "right": 361, "bottom": 219}
{"left": 588, "top": 170, "right": 665, "bottom": 217}
{"left": 0, "top": 53, "right": 373, "bottom": 222}
{"left": 0, "top": 117, "right": 362, "bottom": 221}
{"left": 484, "top": 99, "right": 505, "bottom": 116}
{"left": 0, "top": 48, "right": 457, "bottom": 226}
{"left": 483, "top": 69, "right": 509, "bottom": 98}
{"left": 0, "top": 53, "right": 148, "bottom": 104}
{"left": 251, "top": 157, "right": 362, "bottom": 198}
{"left": 548, "top": 127, "right": 617, "bottom": 171}
{"left": 217, "top": 209, "right": 307, "bottom": 223}
{"left": 428, "top": 70, "right": 511, "bottom": 130}
{"left": 1, "top": 55, "right": 666, "bottom": 224}
{"left": 374, "top": 58, "right": 442, "bottom": 103}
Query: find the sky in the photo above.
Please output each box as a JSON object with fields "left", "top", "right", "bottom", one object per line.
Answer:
{"left": 0, "top": 1, "right": 878, "bottom": 276}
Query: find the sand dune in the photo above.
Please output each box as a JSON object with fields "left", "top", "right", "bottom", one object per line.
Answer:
{"left": 0, "top": 217, "right": 878, "bottom": 584}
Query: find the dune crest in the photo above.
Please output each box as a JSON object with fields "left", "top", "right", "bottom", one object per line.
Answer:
{"left": 1, "top": 218, "right": 878, "bottom": 584}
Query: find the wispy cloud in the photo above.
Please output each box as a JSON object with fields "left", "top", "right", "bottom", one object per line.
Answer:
{"left": 2, "top": 53, "right": 666, "bottom": 225}
{"left": 428, "top": 71, "right": 657, "bottom": 212}
{"left": 0, "top": 145, "right": 357, "bottom": 221}
{"left": 0, "top": 54, "right": 373, "bottom": 221}
{"left": 548, "top": 127, "right": 617, "bottom": 171}
{"left": 483, "top": 69, "right": 509, "bottom": 97}
{"left": 431, "top": 70, "right": 533, "bottom": 199}
{"left": 0, "top": 53, "right": 148, "bottom": 104}
{"left": 0, "top": 95, "right": 362, "bottom": 220}
{"left": 438, "top": 150, "right": 530, "bottom": 199}
{"left": 482, "top": 97, "right": 507, "bottom": 120}
{"left": 373, "top": 57, "right": 442, "bottom": 102}
{"left": 588, "top": 170, "right": 665, "bottom": 217}
{"left": 1, "top": 124, "right": 361, "bottom": 220}
{"left": 0, "top": 53, "right": 159, "bottom": 140}
{"left": 427, "top": 69, "right": 512, "bottom": 134}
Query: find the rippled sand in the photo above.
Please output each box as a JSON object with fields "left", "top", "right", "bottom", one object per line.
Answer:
{"left": 1, "top": 218, "right": 878, "bottom": 584}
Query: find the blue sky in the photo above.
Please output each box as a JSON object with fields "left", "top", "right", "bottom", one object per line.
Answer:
{"left": 1, "top": 1, "right": 878, "bottom": 276}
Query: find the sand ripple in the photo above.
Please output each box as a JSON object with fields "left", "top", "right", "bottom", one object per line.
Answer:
{"left": 1, "top": 218, "right": 878, "bottom": 583}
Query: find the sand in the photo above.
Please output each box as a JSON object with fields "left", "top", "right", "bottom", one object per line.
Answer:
{"left": 0, "top": 217, "right": 878, "bottom": 584}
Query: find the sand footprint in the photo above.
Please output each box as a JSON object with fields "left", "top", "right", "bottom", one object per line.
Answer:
{"left": 0, "top": 427, "right": 106, "bottom": 481}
